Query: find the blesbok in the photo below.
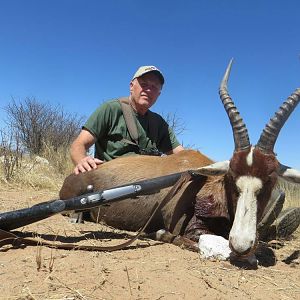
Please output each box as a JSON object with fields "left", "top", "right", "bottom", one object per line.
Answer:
{"left": 60, "top": 60, "right": 300, "bottom": 257}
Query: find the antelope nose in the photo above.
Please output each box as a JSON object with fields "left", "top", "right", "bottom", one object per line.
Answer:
{"left": 229, "top": 236, "right": 255, "bottom": 256}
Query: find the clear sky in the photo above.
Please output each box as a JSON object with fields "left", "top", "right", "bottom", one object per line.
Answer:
{"left": 0, "top": 0, "right": 299, "bottom": 169}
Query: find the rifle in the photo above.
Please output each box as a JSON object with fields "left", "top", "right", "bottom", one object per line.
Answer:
{"left": 0, "top": 170, "right": 201, "bottom": 231}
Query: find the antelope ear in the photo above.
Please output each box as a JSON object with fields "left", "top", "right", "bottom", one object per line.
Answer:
{"left": 278, "top": 164, "right": 300, "bottom": 184}
{"left": 193, "top": 160, "right": 230, "bottom": 176}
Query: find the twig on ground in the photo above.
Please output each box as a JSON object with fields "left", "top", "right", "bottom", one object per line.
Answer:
{"left": 125, "top": 265, "right": 133, "bottom": 297}
{"left": 49, "top": 275, "right": 89, "bottom": 300}
{"left": 36, "top": 244, "right": 42, "bottom": 271}
{"left": 49, "top": 246, "right": 55, "bottom": 272}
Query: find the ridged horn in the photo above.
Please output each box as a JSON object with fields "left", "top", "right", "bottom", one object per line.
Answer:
{"left": 256, "top": 88, "right": 300, "bottom": 153}
{"left": 219, "top": 59, "right": 250, "bottom": 151}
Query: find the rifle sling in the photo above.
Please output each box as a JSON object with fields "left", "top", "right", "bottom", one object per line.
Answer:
{"left": 119, "top": 97, "right": 139, "bottom": 146}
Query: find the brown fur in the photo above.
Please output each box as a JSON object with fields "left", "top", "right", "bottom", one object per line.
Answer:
{"left": 60, "top": 150, "right": 213, "bottom": 234}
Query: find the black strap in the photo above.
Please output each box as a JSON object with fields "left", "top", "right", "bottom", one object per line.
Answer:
{"left": 119, "top": 98, "right": 139, "bottom": 146}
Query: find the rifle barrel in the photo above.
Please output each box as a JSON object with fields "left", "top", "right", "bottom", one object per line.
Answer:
{"left": 0, "top": 200, "right": 66, "bottom": 230}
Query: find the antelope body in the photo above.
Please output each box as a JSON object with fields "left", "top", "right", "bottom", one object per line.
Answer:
{"left": 60, "top": 61, "right": 300, "bottom": 256}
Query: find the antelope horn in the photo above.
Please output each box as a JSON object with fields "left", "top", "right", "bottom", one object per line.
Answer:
{"left": 219, "top": 59, "right": 250, "bottom": 151}
{"left": 257, "top": 88, "right": 300, "bottom": 153}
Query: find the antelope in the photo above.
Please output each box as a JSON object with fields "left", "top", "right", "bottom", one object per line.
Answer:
{"left": 60, "top": 60, "right": 300, "bottom": 257}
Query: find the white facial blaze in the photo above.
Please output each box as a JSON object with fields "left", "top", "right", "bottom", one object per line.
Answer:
{"left": 229, "top": 176, "right": 263, "bottom": 254}
{"left": 246, "top": 147, "right": 254, "bottom": 167}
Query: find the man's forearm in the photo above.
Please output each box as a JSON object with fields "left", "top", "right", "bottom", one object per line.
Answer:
{"left": 70, "top": 143, "right": 88, "bottom": 165}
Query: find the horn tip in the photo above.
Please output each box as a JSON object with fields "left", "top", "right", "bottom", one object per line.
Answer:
{"left": 220, "top": 58, "right": 234, "bottom": 89}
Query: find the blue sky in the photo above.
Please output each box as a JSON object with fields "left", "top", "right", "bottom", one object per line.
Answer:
{"left": 0, "top": 0, "right": 300, "bottom": 169}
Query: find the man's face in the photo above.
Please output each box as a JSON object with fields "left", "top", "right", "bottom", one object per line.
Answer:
{"left": 130, "top": 72, "right": 162, "bottom": 114}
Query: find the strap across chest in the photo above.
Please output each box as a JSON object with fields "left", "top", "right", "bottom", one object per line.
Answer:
{"left": 118, "top": 97, "right": 140, "bottom": 146}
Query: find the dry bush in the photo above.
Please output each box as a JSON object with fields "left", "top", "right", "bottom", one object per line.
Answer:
{"left": 0, "top": 128, "right": 23, "bottom": 182}
{"left": 162, "top": 111, "right": 186, "bottom": 136}
{"left": 0, "top": 97, "right": 81, "bottom": 189}
{"left": 4, "top": 97, "right": 83, "bottom": 155}
{"left": 0, "top": 129, "right": 73, "bottom": 190}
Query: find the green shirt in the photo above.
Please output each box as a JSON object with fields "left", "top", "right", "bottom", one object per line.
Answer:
{"left": 83, "top": 99, "right": 181, "bottom": 161}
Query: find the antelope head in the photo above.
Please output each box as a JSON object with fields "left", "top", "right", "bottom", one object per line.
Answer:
{"left": 196, "top": 60, "right": 300, "bottom": 256}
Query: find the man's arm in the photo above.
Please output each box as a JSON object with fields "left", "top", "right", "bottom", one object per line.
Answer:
{"left": 70, "top": 129, "right": 103, "bottom": 174}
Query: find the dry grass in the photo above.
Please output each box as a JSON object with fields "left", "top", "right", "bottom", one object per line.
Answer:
{"left": 0, "top": 161, "right": 63, "bottom": 191}
{"left": 0, "top": 146, "right": 73, "bottom": 191}
{"left": 277, "top": 177, "right": 300, "bottom": 208}
{"left": 41, "top": 142, "right": 74, "bottom": 176}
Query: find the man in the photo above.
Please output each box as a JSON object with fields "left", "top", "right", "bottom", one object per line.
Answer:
{"left": 71, "top": 65, "right": 184, "bottom": 174}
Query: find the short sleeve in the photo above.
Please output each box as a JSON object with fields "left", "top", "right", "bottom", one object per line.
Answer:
{"left": 83, "top": 102, "right": 113, "bottom": 140}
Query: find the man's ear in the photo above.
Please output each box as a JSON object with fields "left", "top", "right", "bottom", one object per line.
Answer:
{"left": 129, "top": 80, "right": 134, "bottom": 92}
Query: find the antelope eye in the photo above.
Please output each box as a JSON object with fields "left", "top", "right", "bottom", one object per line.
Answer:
{"left": 228, "top": 169, "right": 236, "bottom": 178}
{"left": 254, "top": 188, "right": 262, "bottom": 196}
{"left": 266, "top": 172, "right": 276, "bottom": 183}
{"left": 234, "top": 183, "right": 241, "bottom": 194}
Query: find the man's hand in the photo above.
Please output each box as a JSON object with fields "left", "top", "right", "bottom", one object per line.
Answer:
{"left": 74, "top": 156, "right": 103, "bottom": 175}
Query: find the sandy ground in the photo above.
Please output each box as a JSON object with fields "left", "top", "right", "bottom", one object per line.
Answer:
{"left": 0, "top": 189, "right": 299, "bottom": 300}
